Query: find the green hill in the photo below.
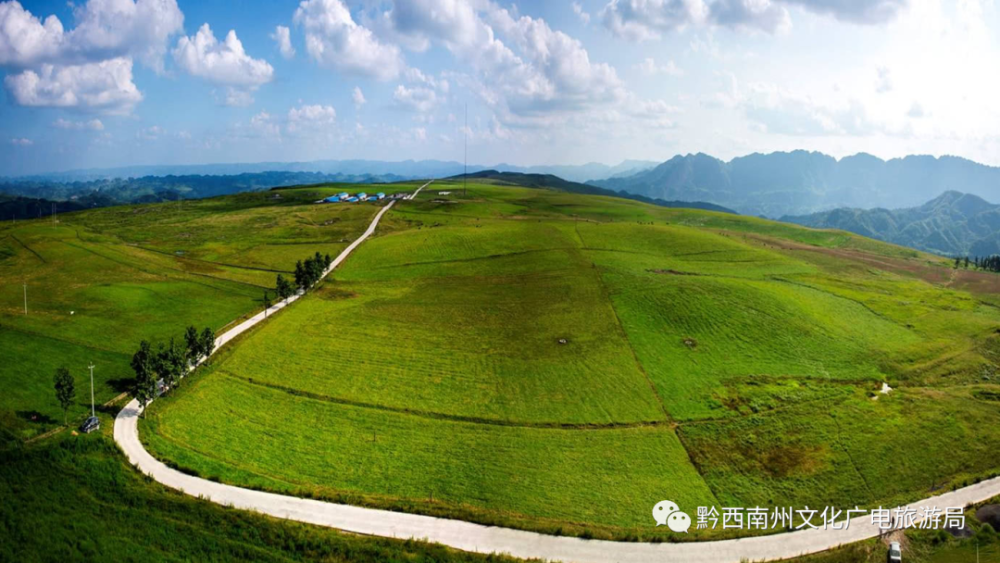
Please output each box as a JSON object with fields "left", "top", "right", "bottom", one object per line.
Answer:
{"left": 783, "top": 191, "right": 1000, "bottom": 256}
{"left": 99, "top": 179, "right": 1000, "bottom": 542}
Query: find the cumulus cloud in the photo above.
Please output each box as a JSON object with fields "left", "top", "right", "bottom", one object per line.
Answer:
{"left": 741, "top": 83, "right": 900, "bottom": 136}
{"left": 381, "top": 0, "right": 480, "bottom": 52}
{"left": 4, "top": 57, "right": 142, "bottom": 114}
{"left": 10, "top": 137, "right": 32, "bottom": 146}
{"left": 600, "top": 0, "right": 906, "bottom": 39}
{"left": 710, "top": 0, "right": 791, "bottom": 33}
{"left": 907, "top": 101, "right": 925, "bottom": 118}
{"left": 293, "top": 0, "right": 404, "bottom": 80}
{"left": 0, "top": 0, "right": 184, "bottom": 70}
{"left": 288, "top": 103, "right": 336, "bottom": 124}
{"left": 600, "top": 0, "right": 709, "bottom": 41}
{"left": 875, "top": 65, "right": 892, "bottom": 93}
{"left": 572, "top": 2, "right": 592, "bottom": 24}
{"left": 635, "top": 57, "right": 683, "bottom": 76}
{"left": 352, "top": 86, "right": 366, "bottom": 108}
{"left": 271, "top": 25, "right": 295, "bottom": 59}
{"left": 393, "top": 84, "right": 439, "bottom": 112}
{"left": 173, "top": 24, "right": 273, "bottom": 87}
{"left": 53, "top": 117, "right": 104, "bottom": 130}
{"left": 781, "top": 0, "right": 908, "bottom": 24}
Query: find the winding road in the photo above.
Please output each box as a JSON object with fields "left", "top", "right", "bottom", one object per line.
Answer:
{"left": 115, "top": 178, "right": 1000, "bottom": 562}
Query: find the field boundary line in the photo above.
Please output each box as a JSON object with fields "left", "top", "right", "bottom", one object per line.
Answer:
{"left": 229, "top": 372, "right": 670, "bottom": 431}
{"left": 10, "top": 234, "right": 46, "bottom": 263}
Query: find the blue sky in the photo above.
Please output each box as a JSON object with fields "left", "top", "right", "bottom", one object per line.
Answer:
{"left": 0, "top": 0, "right": 998, "bottom": 175}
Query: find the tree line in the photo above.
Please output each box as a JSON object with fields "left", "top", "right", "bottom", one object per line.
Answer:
{"left": 130, "top": 326, "right": 215, "bottom": 413}
{"left": 954, "top": 255, "right": 1000, "bottom": 272}
{"left": 272, "top": 252, "right": 333, "bottom": 304}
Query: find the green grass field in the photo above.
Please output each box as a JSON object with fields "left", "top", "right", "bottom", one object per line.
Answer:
{"left": 0, "top": 185, "right": 384, "bottom": 437}
{"left": 132, "top": 180, "right": 1000, "bottom": 541}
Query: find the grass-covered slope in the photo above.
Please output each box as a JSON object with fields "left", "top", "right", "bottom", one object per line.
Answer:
{"left": 141, "top": 180, "right": 1000, "bottom": 541}
{"left": 0, "top": 184, "right": 414, "bottom": 438}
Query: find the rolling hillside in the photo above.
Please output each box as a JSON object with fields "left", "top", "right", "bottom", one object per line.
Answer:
{"left": 121, "top": 180, "right": 1000, "bottom": 543}
{"left": 783, "top": 191, "right": 1000, "bottom": 256}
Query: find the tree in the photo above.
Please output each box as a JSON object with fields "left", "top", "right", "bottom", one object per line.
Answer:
{"left": 131, "top": 340, "right": 157, "bottom": 414}
{"left": 964, "top": 256, "right": 970, "bottom": 269}
{"left": 200, "top": 327, "right": 216, "bottom": 359}
{"left": 53, "top": 367, "right": 76, "bottom": 424}
{"left": 324, "top": 253, "right": 332, "bottom": 268}
{"left": 263, "top": 290, "right": 272, "bottom": 314}
{"left": 955, "top": 256, "right": 962, "bottom": 268}
{"left": 294, "top": 260, "right": 307, "bottom": 290}
{"left": 276, "top": 274, "right": 292, "bottom": 302}
{"left": 157, "top": 338, "right": 185, "bottom": 391}
{"left": 184, "top": 325, "right": 201, "bottom": 366}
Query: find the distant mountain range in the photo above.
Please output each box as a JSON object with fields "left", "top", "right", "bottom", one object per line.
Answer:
{"left": 8, "top": 159, "right": 658, "bottom": 185}
{"left": 590, "top": 151, "right": 1000, "bottom": 218}
{"left": 783, "top": 191, "right": 1000, "bottom": 256}
{"left": 454, "top": 170, "right": 736, "bottom": 214}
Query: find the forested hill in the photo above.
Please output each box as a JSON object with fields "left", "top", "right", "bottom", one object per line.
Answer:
{"left": 0, "top": 170, "right": 408, "bottom": 213}
{"left": 590, "top": 151, "right": 1000, "bottom": 218}
{"left": 454, "top": 170, "right": 737, "bottom": 214}
{"left": 782, "top": 191, "right": 1000, "bottom": 256}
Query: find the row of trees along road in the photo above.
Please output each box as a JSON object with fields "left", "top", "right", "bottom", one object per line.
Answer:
{"left": 273, "top": 252, "right": 332, "bottom": 304}
{"left": 131, "top": 326, "right": 215, "bottom": 415}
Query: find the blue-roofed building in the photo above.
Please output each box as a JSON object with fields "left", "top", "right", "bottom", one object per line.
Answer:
{"left": 323, "top": 196, "right": 340, "bottom": 203}
{"left": 367, "top": 196, "right": 378, "bottom": 201}
{"left": 346, "top": 197, "right": 359, "bottom": 202}
{"left": 375, "top": 192, "right": 385, "bottom": 200}
{"left": 337, "top": 192, "right": 350, "bottom": 200}
{"left": 356, "top": 192, "right": 368, "bottom": 200}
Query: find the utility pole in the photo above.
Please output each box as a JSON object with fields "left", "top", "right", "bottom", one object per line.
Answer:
{"left": 464, "top": 102, "right": 468, "bottom": 197}
{"left": 88, "top": 363, "right": 96, "bottom": 418}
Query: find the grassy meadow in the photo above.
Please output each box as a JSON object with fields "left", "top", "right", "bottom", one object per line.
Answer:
{"left": 138, "top": 180, "right": 1000, "bottom": 540}
{"left": 0, "top": 185, "right": 387, "bottom": 437}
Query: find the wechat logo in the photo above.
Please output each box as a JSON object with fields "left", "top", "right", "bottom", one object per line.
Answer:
{"left": 653, "top": 500, "right": 692, "bottom": 533}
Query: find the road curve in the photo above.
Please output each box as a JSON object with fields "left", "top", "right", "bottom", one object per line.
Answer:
{"left": 115, "top": 178, "right": 1000, "bottom": 562}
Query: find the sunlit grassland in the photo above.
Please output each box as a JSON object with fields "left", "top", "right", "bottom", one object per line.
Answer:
{"left": 680, "top": 387, "right": 1000, "bottom": 513}
{"left": 0, "top": 185, "right": 384, "bottom": 436}
{"left": 143, "top": 371, "right": 717, "bottom": 535}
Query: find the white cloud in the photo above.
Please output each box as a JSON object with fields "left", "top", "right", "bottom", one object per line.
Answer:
{"left": 136, "top": 125, "right": 163, "bottom": 140}
{"left": 53, "top": 117, "right": 104, "bottom": 130}
{"left": 4, "top": 57, "right": 142, "bottom": 114}
{"left": 353, "top": 86, "right": 366, "bottom": 108}
{"left": 271, "top": 25, "right": 295, "bottom": 59}
{"left": 293, "top": 0, "right": 405, "bottom": 80}
{"left": 382, "top": 0, "right": 480, "bottom": 52}
{"left": 875, "top": 65, "right": 892, "bottom": 93}
{"left": 781, "top": 0, "right": 909, "bottom": 24}
{"left": 173, "top": 24, "right": 273, "bottom": 87}
{"left": 572, "top": 2, "right": 592, "bottom": 24}
{"left": 0, "top": 0, "right": 184, "bottom": 70}
{"left": 710, "top": 0, "right": 791, "bottom": 34}
{"left": 249, "top": 110, "right": 280, "bottom": 138}
{"left": 393, "top": 84, "right": 440, "bottom": 113}
{"left": 600, "top": 0, "right": 709, "bottom": 41}
{"left": 288, "top": 103, "right": 336, "bottom": 125}
{"left": 413, "top": 126, "right": 427, "bottom": 141}
{"left": 635, "top": 57, "right": 683, "bottom": 76}
{"left": 907, "top": 101, "right": 925, "bottom": 118}
{"left": 10, "top": 137, "right": 32, "bottom": 146}
{"left": 599, "top": 0, "right": 906, "bottom": 39}
{"left": 221, "top": 87, "right": 255, "bottom": 107}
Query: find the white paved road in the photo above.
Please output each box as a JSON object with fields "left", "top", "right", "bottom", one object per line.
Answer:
{"left": 115, "top": 177, "right": 1000, "bottom": 562}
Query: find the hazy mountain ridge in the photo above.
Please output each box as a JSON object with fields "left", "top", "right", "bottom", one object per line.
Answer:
{"left": 453, "top": 170, "right": 736, "bottom": 214}
{"left": 590, "top": 151, "right": 1000, "bottom": 217}
{"left": 783, "top": 191, "right": 1000, "bottom": 256}
{"left": 10, "top": 159, "right": 659, "bottom": 185}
